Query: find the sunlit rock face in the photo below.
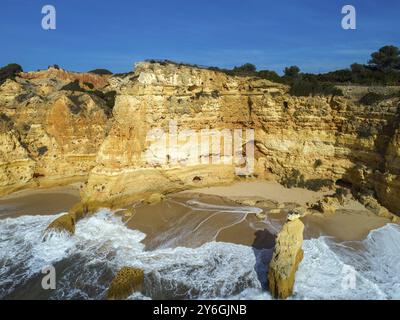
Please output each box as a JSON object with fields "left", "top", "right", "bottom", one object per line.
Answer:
{"left": 81, "top": 62, "right": 400, "bottom": 213}
{"left": 0, "top": 62, "right": 399, "bottom": 214}
{"left": 0, "top": 69, "right": 111, "bottom": 195}
{"left": 82, "top": 62, "right": 285, "bottom": 205}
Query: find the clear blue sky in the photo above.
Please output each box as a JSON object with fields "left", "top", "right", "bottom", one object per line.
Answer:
{"left": 1, "top": 0, "right": 399, "bottom": 74}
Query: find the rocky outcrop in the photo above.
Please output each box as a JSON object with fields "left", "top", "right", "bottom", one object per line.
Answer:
{"left": 44, "top": 213, "right": 76, "bottom": 235}
{"left": 268, "top": 217, "right": 304, "bottom": 299}
{"left": 310, "top": 196, "right": 341, "bottom": 215}
{"left": 0, "top": 69, "right": 112, "bottom": 196}
{"left": 145, "top": 193, "right": 165, "bottom": 205}
{"left": 357, "top": 193, "right": 400, "bottom": 222}
{"left": 107, "top": 267, "right": 144, "bottom": 300}
{"left": 287, "top": 207, "right": 308, "bottom": 220}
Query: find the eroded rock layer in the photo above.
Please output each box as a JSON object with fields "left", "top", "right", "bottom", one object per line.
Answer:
{"left": 0, "top": 68, "right": 111, "bottom": 195}
{"left": 84, "top": 62, "right": 400, "bottom": 214}
{"left": 1, "top": 62, "right": 399, "bottom": 214}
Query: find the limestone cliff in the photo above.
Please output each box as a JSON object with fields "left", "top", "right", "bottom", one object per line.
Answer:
{"left": 1, "top": 62, "right": 399, "bottom": 215}
{"left": 82, "top": 61, "right": 285, "bottom": 205}
{"left": 82, "top": 62, "right": 400, "bottom": 214}
{"left": 0, "top": 68, "right": 111, "bottom": 195}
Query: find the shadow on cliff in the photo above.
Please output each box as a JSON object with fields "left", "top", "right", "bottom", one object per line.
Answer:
{"left": 251, "top": 229, "right": 275, "bottom": 291}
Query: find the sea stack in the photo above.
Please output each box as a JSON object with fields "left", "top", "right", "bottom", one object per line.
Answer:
{"left": 268, "top": 216, "right": 305, "bottom": 299}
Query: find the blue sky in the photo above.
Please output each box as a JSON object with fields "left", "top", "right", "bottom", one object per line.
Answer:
{"left": 1, "top": 0, "right": 399, "bottom": 74}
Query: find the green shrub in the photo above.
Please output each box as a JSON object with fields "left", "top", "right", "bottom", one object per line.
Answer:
{"left": 284, "top": 66, "right": 300, "bottom": 78}
{"left": 280, "top": 169, "right": 305, "bottom": 189}
{"left": 257, "top": 70, "right": 283, "bottom": 83}
{"left": 304, "top": 179, "right": 334, "bottom": 191}
{"left": 88, "top": 69, "right": 113, "bottom": 75}
{"left": 61, "top": 80, "right": 85, "bottom": 92}
{"left": 357, "top": 124, "right": 379, "bottom": 138}
{"left": 314, "top": 159, "right": 323, "bottom": 168}
{"left": 289, "top": 80, "right": 343, "bottom": 97}
{"left": 83, "top": 82, "right": 94, "bottom": 89}
{"left": 231, "top": 63, "right": 257, "bottom": 76}
{"left": 0, "top": 63, "right": 23, "bottom": 85}
{"left": 359, "top": 92, "right": 385, "bottom": 105}
{"left": 38, "top": 146, "right": 48, "bottom": 156}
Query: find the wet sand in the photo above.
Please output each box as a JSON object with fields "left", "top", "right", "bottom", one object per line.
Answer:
{"left": 0, "top": 185, "right": 80, "bottom": 219}
{"left": 180, "top": 181, "right": 329, "bottom": 206}
{"left": 0, "top": 180, "right": 393, "bottom": 247}
{"left": 119, "top": 193, "right": 276, "bottom": 250}
{"left": 178, "top": 181, "right": 393, "bottom": 242}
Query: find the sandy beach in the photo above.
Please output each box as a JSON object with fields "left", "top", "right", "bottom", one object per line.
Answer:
{"left": 120, "top": 192, "right": 277, "bottom": 250}
{"left": 180, "top": 181, "right": 329, "bottom": 205}
{"left": 0, "top": 180, "right": 397, "bottom": 300}
{"left": 178, "top": 181, "right": 392, "bottom": 242}
{"left": 0, "top": 184, "right": 81, "bottom": 219}
{"left": 0, "top": 180, "right": 393, "bottom": 245}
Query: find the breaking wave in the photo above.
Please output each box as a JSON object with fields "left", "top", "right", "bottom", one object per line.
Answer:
{"left": 0, "top": 210, "right": 399, "bottom": 300}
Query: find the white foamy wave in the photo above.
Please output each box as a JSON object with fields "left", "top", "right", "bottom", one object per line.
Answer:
{"left": 294, "top": 223, "right": 400, "bottom": 300}
{"left": 1, "top": 209, "right": 400, "bottom": 300}
{"left": 132, "top": 242, "right": 270, "bottom": 299}
{"left": 0, "top": 214, "right": 75, "bottom": 298}
{"left": 0, "top": 209, "right": 268, "bottom": 300}
{"left": 325, "top": 223, "right": 400, "bottom": 299}
{"left": 185, "top": 199, "right": 263, "bottom": 214}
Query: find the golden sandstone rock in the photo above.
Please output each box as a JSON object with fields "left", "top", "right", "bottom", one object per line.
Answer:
{"left": 107, "top": 267, "right": 144, "bottom": 300}
{"left": 310, "top": 196, "right": 341, "bottom": 215}
{"left": 1, "top": 61, "right": 400, "bottom": 218}
{"left": 45, "top": 213, "right": 76, "bottom": 235}
{"left": 268, "top": 217, "right": 304, "bottom": 299}
{"left": 146, "top": 193, "right": 165, "bottom": 205}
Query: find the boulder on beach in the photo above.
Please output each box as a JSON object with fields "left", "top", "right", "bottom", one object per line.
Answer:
{"left": 145, "top": 193, "right": 165, "bottom": 205}
{"left": 310, "top": 196, "right": 340, "bottom": 215}
{"left": 107, "top": 267, "right": 144, "bottom": 300}
{"left": 359, "top": 194, "right": 400, "bottom": 223}
{"left": 44, "top": 212, "right": 76, "bottom": 235}
{"left": 268, "top": 217, "right": 304, "bottom": 299}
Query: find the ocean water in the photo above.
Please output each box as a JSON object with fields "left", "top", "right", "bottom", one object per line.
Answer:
{"left": 0, "top": 209, "right": 399, "bottom": 300}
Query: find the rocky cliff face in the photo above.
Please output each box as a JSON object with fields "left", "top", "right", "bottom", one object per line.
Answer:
{"left": 81, "top": 62, "right": 285, "bottom": 205}
{"left": 0, "top": 68, "right": 111, "bottom": 195}
{"left": 82, "top": 62, "right": 400, "bottom": 214}
{"left": 1, "top": 62, "right": 399, "bottom": 214}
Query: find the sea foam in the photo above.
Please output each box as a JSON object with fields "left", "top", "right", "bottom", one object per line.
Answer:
{"left": 0, "top": 210, "right": 399, "bottom": 300}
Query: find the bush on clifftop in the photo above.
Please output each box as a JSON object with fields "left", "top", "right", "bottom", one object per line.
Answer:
{"left": 0, "top": 63, "right": 23, "bottom": 85}
{"left": 88, "top": 69, "right": 113, "bottom": 75}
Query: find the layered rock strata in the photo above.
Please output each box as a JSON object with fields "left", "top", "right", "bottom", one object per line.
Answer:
{"left": 82, "top": 62, "right": 400, "bottom": 214}
{"left": 0, "top": 68, "right": 111, "bottom": 195}
{"left": 1, "top": 62, "right": 399, "bottom": 215}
